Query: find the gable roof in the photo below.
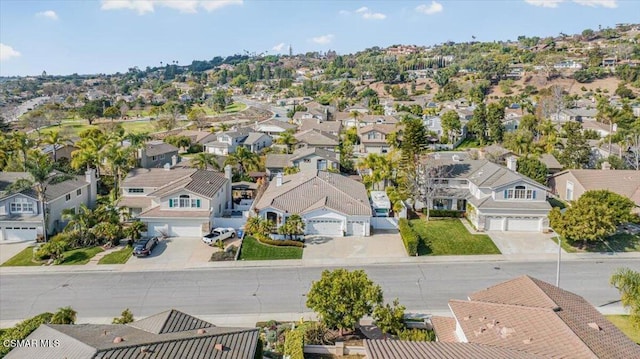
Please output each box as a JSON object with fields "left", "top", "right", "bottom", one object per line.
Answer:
{"left": 6, "top": 310, "right": 259, "bottom": 359}
{"left": 0, "top": 172, "right": 89, "bottom": 201}
{"left": 364, "top": 340, "right": 540, "bottom": 359}
{"left": 265, "top": 154, "right": 292, "bottom": 169}
{"left": 254, "top": 119, "right": 297, "bottom": 132}
{"left": 123, "top": 168, "right": 227, "bottom": 199}
{"left": 294, "top": 129, "right": 339, "bottom": 147}
{"left": 551, "top": 169, "right": 640, "bottom": 204}
{"left": 358, "top": 123, "right": 397, "bottom": 136}
{"left": 441, "top": 275, "right": 640, "bottom": 359}
{"left": 298, "top": 119, "right": 342, "bottom": 134}
{"left": 144, "top": 141, "right": 179, "bottom": 157}
{"left": 255, "top": 170, "right": 372, "bottom": 216}
{"left": 432, "top": 159, "right": 543, "bottom": 190}
{"left": 290, "top": 147, "right": 339, "bottom": 163}
{"left": 242, "top": 132, "right": 270, "bottom": 145}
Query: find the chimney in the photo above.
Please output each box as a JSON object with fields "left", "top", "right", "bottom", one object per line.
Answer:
{"left": 224, "top": 165, "right": 233, "bottom": 180}
{"left": 171, "top": 155, "right": 178, "bottom": 167}
{"left": 506, "top": 156, "right": 517, "bottom": 172}
{"left": 601, "top": 161, "right": 611, "bottom": 170}
{"left": 224, "top": 164, "right": 232, "bottom": 212}
{"left": 276, "top": 172, "right": 283, "bottom": 187}
{"left": 85, "top": 169, "right": 97, "bottom": 208}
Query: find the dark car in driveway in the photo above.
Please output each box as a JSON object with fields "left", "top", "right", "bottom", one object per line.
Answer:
{"left": 133, "top": 237, "right": 159, "bottom": 257}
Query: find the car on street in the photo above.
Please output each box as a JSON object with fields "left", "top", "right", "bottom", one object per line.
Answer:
{"left": 202, "top": 227, "right": 236, "bottom": 245}
{"left": 133, "top": 237, "right": 159, "bottom": 257}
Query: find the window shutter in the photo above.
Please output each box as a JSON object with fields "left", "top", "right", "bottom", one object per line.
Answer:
{"left": 532, "top": 191, "right": 536, "bottom": 199}
{"left": 196, "top": 199, "right": 201, "bottom": 208}
{"left": 169, "top": 199, "right": 173, "bottom": 208}
{"left": 504, "top": 190, "right": 508, "bottom": 198}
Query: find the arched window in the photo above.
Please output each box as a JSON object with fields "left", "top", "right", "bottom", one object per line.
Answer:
{"left": 179, "top": 195, "right": 190, "bottom": 208}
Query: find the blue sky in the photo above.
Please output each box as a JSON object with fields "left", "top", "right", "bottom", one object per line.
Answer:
{"left": 0, "top": 0, "right": 638, "bottom": 76}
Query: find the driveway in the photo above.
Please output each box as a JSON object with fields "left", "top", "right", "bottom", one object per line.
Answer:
{"left": 0, "top": 241, "right": 35, "bottom": 265}
{"left": 303, "top": 231, "right": 407, "bottom": 260}
{"left": 124, "top": 237, "right": 215, "bottom": 271}
{"left": 486, "top": 231, "right": 562, "bottom": 255}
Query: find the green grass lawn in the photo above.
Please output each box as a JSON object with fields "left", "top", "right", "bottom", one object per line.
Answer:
{"left": 98, "top": 246, "right": 133, "bottom": 264}
{"left": 239, "top": 236, "right": 303, "bottom": 260}
{"left": 455, "top": 138, "right": 483, "bottom": 149}
{"left": 554, "top": 233, "right": 640, "bottom": 253}
{"left": 410, "top": 219, "right": 501, "bottom": 255}
{"left": 605, "top": 315, "right": 640, "bottom": 343}
{"left": 223, "top": 102, "right": 247, "bottom": 113}
{"left": 1, "top": 247, "right": 42, "bottom": 267}
{"left": 38, "top": 119, "right": 188, "bottom": 137}
{"left": 59, "top": 247, "right": 104, "bottom": 265}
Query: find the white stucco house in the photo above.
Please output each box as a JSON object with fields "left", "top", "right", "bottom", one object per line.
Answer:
{"left": 118, "top": 166, "right": 232, "bottom": 237}
{"left": 253, "top": 170, "right": 372, "bottom": 237}
{"left": 420, "top": 155, "right": 551, "bottom": 232}
{"left": 0, "top": 170, "right": 97, "bottom": 242}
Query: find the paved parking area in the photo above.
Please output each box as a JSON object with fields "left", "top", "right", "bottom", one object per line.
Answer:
{"left": 487, "top": 231, "right": 561, "bottom": 255}
{"left": 303, "top": 230, "right": 407, "bottom": 260}
{"left": 0, "top": 241, "right": 34, "bottom": 264}
{"left": 124, "top": 237, "right": 215, "bottom": 271}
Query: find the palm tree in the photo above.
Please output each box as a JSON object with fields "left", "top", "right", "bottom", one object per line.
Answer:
{"left": 9, "top": 132, "right": 35, "bottom": 170}
{"left": 349, "top": 110, "right": 363, "bottom": 129}
{"left": 62, "top": 204, "right": 96, "bottom": 247}
{"left": 124, "top": 132, "right": 151, "bottom": 163}
{"left": 276, "top": 130, "right": 297, "bottom": 154}
{"left": 24, "top": 150, "right": 56, "bottom": 241}
{"left": 41, "top": 131, "right": 70, "bottom": 162}
{"left": 225, "top": 147, "right": 260, "bottom": 177}
{"left": 51, "top": 306, "right": 77, "bottom": 324}
{"left": 189, "top": 152, "right": 221, "bottom": 170}
{"left": 124, "top": 220, "right": 147, "bottom": 241}
{"left": 102, "top": 144, "right": 133, "bottom": 199}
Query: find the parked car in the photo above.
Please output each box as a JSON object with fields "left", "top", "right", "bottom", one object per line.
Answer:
{"left": 133, "top": 237, "right": 159, "bottom": 257}
{"left": 202, "top": 227, "right": 236, "bottom": 245}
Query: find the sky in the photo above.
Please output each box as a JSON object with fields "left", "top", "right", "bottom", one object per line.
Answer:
{"left": 0, "top": 0, "right": 638, "bottom": 76}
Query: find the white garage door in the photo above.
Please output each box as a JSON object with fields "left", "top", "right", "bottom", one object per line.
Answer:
{"left": 306, "top": 220, "right": 342, "bottom": 236}
{"left": 3, "top": 227, "right": 37, "bottom": 241}
{"left": 170, "top": 225, "right": 202, "bottom": 237}
{"left": 346, "top": 221, "right": 366, "bottom": 236}
{"left": 507, "top": 218, "right": 540, "bottom": 232}
{"left": 147, "top": 223, "right": 168, "bottom": 237}
{"left": 485, "top": 217, "right": 504, "bottom": 231}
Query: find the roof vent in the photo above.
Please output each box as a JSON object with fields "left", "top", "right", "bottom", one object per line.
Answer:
{"left": 113, "top": 337, "right": 124, "bottom": 343}
{"left": 463, "top": 315, "right": 471, "bottom": 321}
{"left": 479, "top": 316, "right": 487, "bottom": 321}
{"left": 214, "top": 343, "right": 225, "bottom": 351}
{"left": 102, "top": 330, "right": 109, "bottom": 336}
{"left": 588, "top": 322, "right": 602, "bottom": 331}
{"left": 523, "top": 337, "right": 533, "bottom": 344}
{"left": 499, "top": 326, "right": 515, "bottom": 339}
{"left": 140, "top": 346, "right": 150, "bottom": 353}
{"left": 197, "top": 329, "right": 207, "bottom": 334}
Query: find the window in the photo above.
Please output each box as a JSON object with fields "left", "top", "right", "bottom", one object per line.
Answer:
{"left": 10, "top": 198, "right": 34, "bottom": 213}
{"left": 504, "top": 185, "right": 536, "bottom": 200}
{"left": 566, "top": 181, "right": 574, "bottom": 201}
{"left": 65, "top": 194, "right": 71, "bottom": 201}
{"left": 169, "top": 195, "right": 200, "bottom": 208}
{"left": 303, "top": 158, "right": 311, "bottom": 163}
{"left": 76, "top": 189, "right": 82, "bottom": 196}
{"left": 128, "top": 188, "right": 144, "bottom": 194}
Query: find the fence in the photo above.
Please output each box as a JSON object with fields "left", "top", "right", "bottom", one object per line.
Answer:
{"left": 304, "top": 344, "right": 366, "bottom": 356}
{"left": 212, "top": 217, "right": 246, "bottom": 230}
{"left": 371, "top": 217, "right": 398, "bottom": 229}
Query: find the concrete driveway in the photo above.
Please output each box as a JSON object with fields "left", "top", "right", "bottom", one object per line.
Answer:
{"left": 0, "top": 241, "right": 35, "bottom": 265}
{"left": 303, "top": 230, "right": 407, "bottom": 260}
{"left": 486, "top": 231, "right": 562, "bottom": 255}
{"left": 124, "top": 237, "right": 215, "bottom": 271}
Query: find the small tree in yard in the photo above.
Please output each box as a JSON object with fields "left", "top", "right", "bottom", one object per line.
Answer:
{"left": 610, "top": 267, "right": 640, "bottom": 329}
{"left": 51, "top": 306, "right": 77, "bottom": 324}
{"left": 516, "top": 157, "right": 548, "bottom": 185}
{"left": 277, "top": 214, "right": 305, "bottom": 240}
{"left": 124, "top": 220, "right": 147, "bottom": 242}
{"left": 112, "top": 308, "right": 135, "bottom": 324}
{"left": 415, "top": 157, "right": 452, "bottom": 221}
{"left": 373, "top": 298, "right": 406, "bottom": 337}
{"left": 306, "top": 269, "right": 383, "bottom": 336}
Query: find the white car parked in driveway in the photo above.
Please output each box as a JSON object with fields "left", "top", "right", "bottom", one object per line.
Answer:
{"left": 202, "top": 227, "right": 236, "bottom": 245}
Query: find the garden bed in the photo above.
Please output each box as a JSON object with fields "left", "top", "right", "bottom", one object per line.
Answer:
{"left": 239, "top": 236, "right": 303, "bottom": 260}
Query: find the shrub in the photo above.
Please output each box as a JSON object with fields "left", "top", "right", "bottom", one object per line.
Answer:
{"left": 255, "top": 236, "right": 304, "bottom": 248}
{"left": 423, "top": 209, "right": 465, "bottom": 218}
{"left": 399, "top": 219, "right": 418, "bottom": 256}
{"left": 397, "top": 328, "right": 436, "bottom": 342}
{"left": 112, "top": 308, "right": 134, "bottom": 324}
{"left": 283, "top": 326, "right": 304, "bottom": 359}
{"left": 35, "top": 239, "right": 68, "bottom": 261}
{"left": 303, "top": 321, "right": 336, "bottom": 345}
{"left": 0, "top": 312, "right": 54, "bottom": 357}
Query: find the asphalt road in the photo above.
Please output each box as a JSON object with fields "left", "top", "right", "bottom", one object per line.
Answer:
{"left": 1, "top": 259, "right": 635, "bottom": 323}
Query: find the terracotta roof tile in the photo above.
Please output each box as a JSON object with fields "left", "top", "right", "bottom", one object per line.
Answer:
{"left": 430, "top": 316, "right": 457, "bottom": 343}
{"left": 364, "top": 340, "right": 540, "bottom": 359}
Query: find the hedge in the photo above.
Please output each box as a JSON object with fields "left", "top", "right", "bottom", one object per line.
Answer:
{"left": 0, "top": 312, "right": 54, "bottom": 357}
{"left": 254, "top": 235, "right": 304, "bottom": 248}
{"left": 283, "top": 326, "right": 304, "bottom": 359}
{"left": 399, "top": 218, "right": 418, "bottom": 256}
{"left": 423, "top": 209, "right": 464, "bottom": 218}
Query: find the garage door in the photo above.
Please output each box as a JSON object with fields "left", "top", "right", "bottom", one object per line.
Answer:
{"left": 485, "top": 217, "right": 504, "bottom": 231}
{"left": 507, "top": 218, "right": 540, "bottom": 232}
{"left": 346, "top": 221, "right": 366, "bottom": 236}
{"left": 3, "top": 227, "right": 37, "bottom": 241}
{"left": 170, "top": 225, "right": 202, "bottom": 237}
{"left": 147, "top": 223, "right": 168, "bottom": 237}
{"left": 306, "top": 220, "right": 342, "bottom": 236}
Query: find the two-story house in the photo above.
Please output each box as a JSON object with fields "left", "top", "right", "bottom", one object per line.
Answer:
{"left": 294, "top": 129, "right": 339, "bottom": 151}
{"left": 298, "top": 118, "right": 342, "bottom": 136}
{"left": 421, "top": 155, "right": 550, "bottom": 232}
{"left": 253, "top": 119, "right": 298, "bottom": 138}
{"left": 118, "top": 166, "right": 232, "bottom": 237}
{"left": 357, "top": 124, "right": 397, "bottom": 154}
{"left": 138, "top": 141, "right": 180, "bottom": 168}
{"left": 204, "top": 128, "right": 272, "bottom": 155}
{"left": 265, "top": 147, "right": 340, "bottom": 177}
{"left": 0, "top": 170, "right": 97, "bottom": 242}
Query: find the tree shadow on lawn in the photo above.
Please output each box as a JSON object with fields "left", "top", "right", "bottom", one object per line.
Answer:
{"left": 570, "top": 233, "right": 640, "bottom": 253}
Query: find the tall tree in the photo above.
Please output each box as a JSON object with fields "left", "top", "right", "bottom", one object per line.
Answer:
{"left": 189, "top": 152, "right": 221, "bottom": 170}
{"left": 41, "top": 131, "right": 70, "bottom": 162}
{"left": 440, "top": 110, "right": 461, "bottom": 144}
{"left": 224, "top": 146, "right": 260, "bottom": 176}
{"left": 399, "top": 115, "right": 427, "bottom": 168}
{"left": 516, "top": 157, "right": 548, "bottom": 185}
{"left": 610, "top": 267, "right": 640, "bottom": 329}
{"left": 558, "top": 122, "right": 591, "bottom": 169}
{"left": 276, "top": 130, "right": 297, "bottom": 154}
{"left": 468, "top": 103, "right": 488, "bottom": 145}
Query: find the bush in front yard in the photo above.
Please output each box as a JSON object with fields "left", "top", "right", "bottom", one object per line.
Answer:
{"left": 424, "top": 209, "right": 465, "bottom": 218}
{"left": 255, "top": 236, "right": 304, "bottom": 248}
{"left": 399, "top": 218, "right": 418, "bottom": 256}
{"left": 0, "top": 312, "right": 54, "bottom": 357}
{"left": 283, "top": 326, "right": 304, "bottom": 359}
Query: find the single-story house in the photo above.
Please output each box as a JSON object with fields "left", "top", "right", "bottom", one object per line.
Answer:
{"left": 549, "top": 169, "right": 640, "bottom": 206}
{"left": 119, "top": 166, "right": 231, "bottom": 237}
{"left": 294, "top": 129, "right": 339, "bottom": 151}
{"left": 6, "top": 309, "right": 259, "bottom": 359}
{"left": 254, "top": 170, "right": 372, "bottom": 236}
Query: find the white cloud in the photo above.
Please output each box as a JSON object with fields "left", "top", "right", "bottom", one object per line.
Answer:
{"left": 311, "top": 34, "right": 334, "bottom": 45}
{"left": 352, "top": 6, "right": 386, "bottom": 20}
{"left": 338, "top": 10, "right": 350, "bottom": 15}
{"left": 572, "top": 0, "right": 617, "bottom": 8}
{"left": 524, "top": 0, "right": 564, "bottom": 8}
{"left": 100, "top": 0, "right": 242, "bottom": 15}
{"left": 36, "top": 10, "right": 59, "bottom": 20}
{"left": 355, "top": 7, "right": 368, "bottom": 13}
{"left": 416, "top": 1, "right": 444, "bottom": 15}
{"left": 0, "top": 43, "right": 21, "bottom": 61}
{"left": 272, "top": 43, "right": 285, "bottom": 52}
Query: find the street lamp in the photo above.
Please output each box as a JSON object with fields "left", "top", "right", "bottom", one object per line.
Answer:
{"left": 555, "top": 235, "right": 561, "bottom": 287}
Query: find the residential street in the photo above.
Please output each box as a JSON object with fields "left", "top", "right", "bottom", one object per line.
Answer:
{"left": 1, "top": 259, "right": 635, "bottom": 326}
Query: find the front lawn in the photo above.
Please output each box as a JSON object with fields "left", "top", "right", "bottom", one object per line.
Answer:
{"left": 410, "top": 219, "right": 501, "bottom": 255}
{"left": 1, "top": 247, "right": 42, "bottom": 267}
{"left": 605, "top": 315, "right": 640, "bottom": 343}
{"left": 554, "top": 233, "right": 640, "bottom": 253}
{"left": 59, "top": 247, "right": 104, "bottom": 265}
{"left": 98, "top": 246, "right": 133, "bottom": 264}
{"left": 455, "top": 138, "right": 483, "bottom": 149}
{"left": 239, "top": 236, "right": 303, "bottom": 260}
